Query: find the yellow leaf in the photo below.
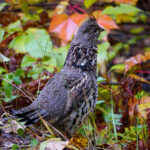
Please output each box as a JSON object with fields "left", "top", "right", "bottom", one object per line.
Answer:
{"left": 69, "top": 135, "right": 88, "bottom": 149}
{"left": 116, "top": 13, "right": 136, "bottom": 24}
{"left": 129, "top": 74, "right": 150, "bottom": 85}
{"left": 137, "top": 102, "right": 150, "bottom": 119}
{"left": 54, "top": 0, "right": 69, "bottom": 15}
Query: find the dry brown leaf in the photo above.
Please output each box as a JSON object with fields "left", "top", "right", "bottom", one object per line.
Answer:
{"left": 42, "top": 139, "right": 69, "bottom": 150}
{"left": 1, "top": 120, "right": 24, "bottom": 134}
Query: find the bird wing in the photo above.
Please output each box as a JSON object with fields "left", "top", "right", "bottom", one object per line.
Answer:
{"left": 61, "top": 69, "right": 94, "bottom": 116}
{"left": 53, "top": 69, "right": 97, "bottom": 134}
{"left": 12, "top": 70, "right": 94, "bottom": 126}
{"left": 13, "top": 72, "right": 68, "bottom": 125}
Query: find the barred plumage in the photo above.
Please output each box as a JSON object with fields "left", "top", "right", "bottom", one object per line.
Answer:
{"left": 12, "top": 17, "right": 103, "bottom": 138}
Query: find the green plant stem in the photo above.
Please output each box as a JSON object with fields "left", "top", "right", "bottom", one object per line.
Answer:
{"left": 111, "top": 87, "right": 118, "bottom": 142}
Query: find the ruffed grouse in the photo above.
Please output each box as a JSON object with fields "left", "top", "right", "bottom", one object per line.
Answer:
{"left": 12, "top": 17, "right": 103, "bottom": 138}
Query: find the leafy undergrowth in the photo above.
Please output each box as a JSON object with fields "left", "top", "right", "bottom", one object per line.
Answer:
{"left": 0, "top": 0, "right": 150, "bottom": 149}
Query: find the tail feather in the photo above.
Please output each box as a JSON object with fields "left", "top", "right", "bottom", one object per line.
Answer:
{"left": 25, "top": 112, "right": 48, "bottom": 126}
{"left": 25, "top": 117, "right": 39, "bottom": 125}
{"left": 12, "top": 109, "right": 34, "bottom": 117}
{"left": 11, "top": 107, "right": 48, "bottom": 125}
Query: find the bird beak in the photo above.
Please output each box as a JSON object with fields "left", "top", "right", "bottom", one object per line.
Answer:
{"left": 99, "top": 27, "right": 105, "bottom": 32}
{"left": 97, "top": 28, "right": 105, "bottom": 45}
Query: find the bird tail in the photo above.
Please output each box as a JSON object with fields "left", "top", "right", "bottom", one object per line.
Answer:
{"left": 11, "top": 106, "right": 48, "bottom": 126}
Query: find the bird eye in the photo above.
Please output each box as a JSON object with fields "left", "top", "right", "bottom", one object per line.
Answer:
{"left": 93, "top": 29, "right": 98, "bottom": 33}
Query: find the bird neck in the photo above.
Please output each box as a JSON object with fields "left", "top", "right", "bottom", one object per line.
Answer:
{"left": 64, "top": 43, "right": 97, "bottom": 72}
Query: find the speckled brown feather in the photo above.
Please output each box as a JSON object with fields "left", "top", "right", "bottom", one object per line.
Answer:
{"left": 12, "top": 17, "right": 103, "bottom": 138}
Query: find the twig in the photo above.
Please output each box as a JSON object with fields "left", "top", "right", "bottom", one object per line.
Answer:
{"left": 0, "top": 76, "right": 33, "bottom": 102}
{"left": 42, "top": 119, "right": 69, "bottom": 141}
{"left": 98, "top": 83, "right": 118, "bottom": 95}
{"left": 100, "top": 82, "right": 120, "bottom": 85}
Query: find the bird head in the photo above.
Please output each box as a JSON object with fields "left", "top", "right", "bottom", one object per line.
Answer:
{"left": 73, "top": 17, "right": 103, "bottom": 44}
{"left": 64, "top": 17, "right": 103, "bottom": 71}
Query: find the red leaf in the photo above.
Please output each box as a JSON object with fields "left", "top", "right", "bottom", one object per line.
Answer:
{"left": 107, "top": 0, "right": 137, "bottom": 5}
{"left": 124, "top": 52, "right": 150, "bottom": 73}
{"left": 93, "top": 10, "right": 119, "bottom": 30}
{"left": 49, "top": 13, "right": 88, "bottom": 41}
{"left": 113, "top": 0, "right": 137, "bottom": 5}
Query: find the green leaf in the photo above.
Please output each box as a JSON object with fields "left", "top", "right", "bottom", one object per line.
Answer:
{"left": 41, "top": 45, "right": 68, "bottom": 72}
{"left": 96, "top": 100, "right": 105, "bottom": 105}
{"left": 17, "top": 128, "right": 24, "bottom": 136}
{"left": 9, "top": 34, "right": 26, "bottom": 53}
{"left": 27, "top": 67, "right": 43, "bottom": 79}
{"left": 99, "top": 88, "right": 111, "bottom": 101}
{"left": 4, "top": 84, "right": 13, "bottom": 98}
{"left": 9, "top": 28, "right": 52, "bottom": 58}
{"left": 98, "top": 31, "right": 107, "bottom": 41}
{"left": 130, "top": 27, "right": 144, "bottom": 34}
{"left": 0, "top": 53, "right": 10, "bottom": 62}
{"left": 21, "top": 55, "right": 36, "bottom": 67}
{"left": 19, "top": 0, "right": 29, "bottom": 15}
{"left": 98, "top": 42, "right": 110, "bottom": 54}
{"left": 21, "top": 13, "right": 40, "bottom": 22}
{"left": 97, "top": 42, "right": 110, "bottom": 63}
{"left": 0, "top": 67, "right": 6, "bottom": 74}
{"left": 103, "top": 4, "right": 141, "bottom": 15}
{"left": 0, "top": 28, "right": 5, "bottom": 42}
{"left": 108, "top": 42, "right": 122, "bottom": 61}
{"left": 31, "top": 139, "right": 39, "bottom": 147}
{"left": 12, "top": 144, "right": 19, "bottom": 150}
{"left": 52, "top": 45, "right": 68, "bottom": 68}
{"left": 97, "top": 76, "right": 106, "bottom": 83}
{"left": 15, "top": 69, "right": 24, "bottom": 76}
{"left": 4, "top": 95, "right": 18, "bottom": 103}
{"left": 40, "top": 141, "right": 48, "bottom": 150}
{"left": 84, "top": 0, "right": 97, "bottom": 8}
{"left": 78, "top": 127, "right": 86, "bottom": 136}
{"left": 42, "top": 58, "right": 55, "bottom": 73}
{"left": 13, "top": 76, "right": 21, "bottom": 85}
{"left": 8, "top": 73, "right": 14, "bottom": 80}
{"left": 110, "top": 64, "right": 125, "bottom": 73}
{"left": 104, "top": 111, "right": 122, "bottom": 125}
{"left": 0, "top": 2, "right": 7, "bottom": 11}
{"left": 127, "top": 37, "right": 138, "bottom": 45}
{"left": 25, "top": 28, "right": 52, "bottom": 58}
{"left": 6, "top": 20, "right": 23, "bottom": 34}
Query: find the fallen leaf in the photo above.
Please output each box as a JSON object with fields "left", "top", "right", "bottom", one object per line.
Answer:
{"left": 128, "top": 97, "right": 150, "bottom": 122}
{"left": 137, "top": 102, "right": 150, "bottom": 119}
{"left": 141, "top": 96, "right": 150, "bottom": 104}
{"left": 69, "top": 135, "right": 88, "bottom": 149}
{"left": 40, "top": 138, "right": 69, "bottom": 150}
{"left": 1, "top": 120, "right": 24, "bottom": 134}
